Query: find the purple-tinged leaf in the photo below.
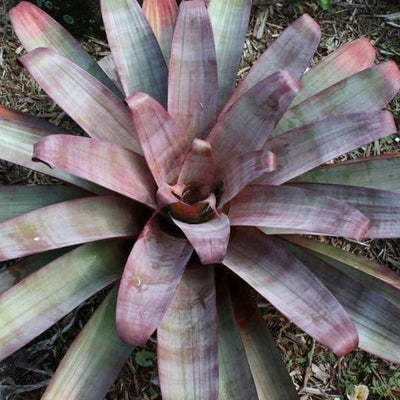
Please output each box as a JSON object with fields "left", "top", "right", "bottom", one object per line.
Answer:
{"left": 282, "top": 235, "right": 400, "bottom": 290}
{"left": 207, "top": 71, "right": 300, "bottom": 164}
{"left": 143, "top": 0, "right": 178, "bottom": 65}
{"left": 168, "top": 0, "right": 218, "bottom": 140}
{"left": 33, "top": 135, "right": 157, "bottom": 208}
{"left": 219, "top": 150, "right": 276, "bottom": 207}
{"left": 283, "top": 240, "right": 400, "bottom": 364}
{"left": 42, "top": 287, "right": 133, "bottom": 400}
{"left": 178, "top": 139, "right": 217, "bottom": 188}
{"left": 292, "top": 38, "right": 376, "bottom": 106}
{"left": 0, "top": 196, "right": 147, "bottom": 262}
{"left": 116, "top": 216, "right": 192, "bottom": 345}
{"left": 157, "top": 184, "right": 184, "bottom": 207}
{"left": 230, "top": 278, "right": 299, "bottom": 400}
{"left": 157, "top": 264, "right": 218, "bottom": 400}
{"left": 126, "top": 92, "right": 190, "bottom": 186}
{"left": 0, "top": 240, "right": 129, "bottom": 362}
{"left": 101, "top": 0, "right": 168, "bottom": 104}
{"left": 293, "top": 183, "right": 400, "bottom": 239}
{"left": 229, "top": 185, "right": 370, "bottom": 241}
{"left": 0, "top": 185, "right": 88, "bottom": 223}
{"left": 172, "top": 213, "right": 230, "bottom": 264}
{"left": 20, "top": 48, "right": 142, "bottom": 154}
{"left": 224, "top": 14, "right": 320, "bottom": 110}
{"left": 0, "top": 104, "right": 67, "bottom": 135}
{"left": 9, "top": 1, "right": 121, "bottom": 96}
{"left": 293, "top": 153, "right": 400, "bottom": 193}
{"left": 216, "top": 274, "right": 258, "bottom": 400}
{"left": 0, "top": 248, "right": 72, "bottom": 295}
{"left": 273, "top": 62, "right": 400, "bottom": 136}
{"left": 98, "top": 54, "right": 123, "bottom": 92}
{"left": 223, "top": 227, "right": 359, "bottom": 357}
{"left": 208, "top": 0, "right": 252, "bottom": 109}
{"left": 0, "top": 117, "right": 106, "bottom": 194}
{"left": 259, "top": 111, "right": 396, "bottom": 185}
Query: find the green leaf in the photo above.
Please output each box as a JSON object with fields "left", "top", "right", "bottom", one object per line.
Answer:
{"left": 0, "top": 240, "right": 130, "bottom": 361}
{"left": 135, "top": 349, "right": 156, "bottom": 367}
{"left": 42, "top": 287, "right": 134, "bottom": 400}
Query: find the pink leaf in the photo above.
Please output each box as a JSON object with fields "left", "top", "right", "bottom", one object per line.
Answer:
{"left": 101, "top": 0, "right": 168, "bottom": 103}
{"left": 20, "top": 48, "right": 142, "bottom": 153}
{"left": 224, "top": 14, "right": 320, "bottom": 110}
{"left": 229, "top": 185, "right": 370, "bottom": 241}
{"left": 116, "top": 216, "right": 192, "bottom": 345}
{"left": 285, "top": 239, "right": 400, "bottom": 363}
{"left": 143, "top": 0, "right": 178, "bottom": 65}
{"left": 293, "top": 183, "right": 400, "bottom": 239}
{"left": 168, "top": 0, "right": 218, "bottom": 140}
{"left": 33, "top": 135, "right": 157, "bottom": 208}
{"left": 10, "top": 1, "right": 121, "bottom": 96}
{"left": 292, "top": 38, "right": 376, "bottom": 106}
{"left": 157, "top": 263, "right": 218, "bottom": 399}
{"left": 219, "top": 150, "right": 276, "bottom": 206}
{"left": 223, "top": 227, "right": 359, "bottom": 357}
{"left": 207, "top": 71, "right": 300, "bottom": 164}
{"left": 178, "top": 139, "right": 217, "bottom": 188}
{"left": 0, "top": 196, "right": 148, "bottom": 262}
{"left": 171, "top": 213, "right": 230, "bottom": 264}
{"left": 273, "top": 61, "right": 400, "bottom": 136}
{"left": 126, "top": 92, "right": 190, "bottom": 186}
{"left": 260, "top": 111, "right": 397, "bottom": 185}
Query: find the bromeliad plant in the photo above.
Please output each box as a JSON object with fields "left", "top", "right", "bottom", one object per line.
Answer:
{"left": 1, "top": 0, "right": 400, "bottom": 398}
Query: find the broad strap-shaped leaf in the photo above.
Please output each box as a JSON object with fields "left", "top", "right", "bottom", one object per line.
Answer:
{"left": 0, "top": 240, "right": 129, "bottom": 361}
{"left": 0, "top": 116, "right": 106, "bottom": 193}
{"left": 291, "top": 38, "right": 376, "bottom": 107}
{"left": 224, "top": 14, "right": 320, "bottom": 111}
{"left": 0, "top": 104, "right": 67, "bottom": 134}
{"left": 293, "top": 183, "right": 400, "bottom": 238}
{"left": 168, "top": 0, "right": 218, "bottom": 140}
{"left": 127, "top": 92, "right": 190, "bottom": 186}
{"left": 172, "top": 212, "right": 230, "bottom": 264}
{"left": 42, "top": 287, "right": 133, "bottom": 400}
{"left": 178, "top": 139, "right": 217, "bottom": 188}
{"left": 223, "top": 227, "right": 359, "bottom": 356}
{"left": 273, "top": 62, "right": 400, "bottom": 136}
{"left": 98, "top": 54, "right": 123, "bottom": 92}
{"left": 259, "top": 111, "right": 396, "bottom": 185}
{"left": 283, "top": 240, "right": 400, "bottom": 364}
{"left": 0, "top": 185, "right": 88, "bottom": 223}
{"left": 219, "top": 150, "right": 276, "bottom": 207}
{"left": 207, "top": 71, "right": 300, "bottom": 164}
{"left": 157, "top": 264, "right": 218, "bottom": 400}
{"left": 0, "top": 248, "right": 71, "bottom": 295}
{"left": 116, "top": 216, "right": 192, "bottom": 345}
{"left": 0, "top": 196, "right": 147, "bottom": 262}
{"left": 101, "top": 0, "right": 168, "bottom": 104}
{"left": 282, "top": 235, "right": 400, "bottom": 290}
{"left": 216, "top": 274, "right": 259, "bottom": 400}
{"left": 230, "top": 278, "right": 299, "bottom": 400}
{"left": 20, "top": 48, "right": 142, "bottom": 154}
{"left": 143, "top": 0, "right": 178, "bottom": 65}
{"left": 229, "top": 185, "right": 370, "bottom": 241}
{"left": 208, "top": 0, "right": 252, "bottom": 109}
{"left": 33, "top": 135, "right": 157, "bottom": 208}
{"left": 293, "top": 154, "right": 400, "bottom": 193}
{"left": 9, "top": 1, "right": 121, "bottom": 96}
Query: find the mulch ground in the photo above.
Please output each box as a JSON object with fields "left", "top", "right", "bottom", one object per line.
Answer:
{"left": 1, "top": 0, "right": 400, "bottom": 399}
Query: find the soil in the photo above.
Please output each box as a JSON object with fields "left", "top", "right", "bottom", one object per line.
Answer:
{"left": 1, "top": 0, "right": 400, "bottom": 399}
